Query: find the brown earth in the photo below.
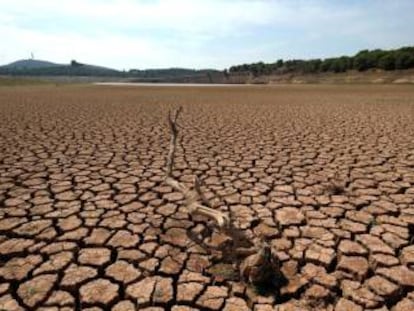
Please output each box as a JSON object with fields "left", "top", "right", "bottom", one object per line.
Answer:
{"left": 0, "top": 84, "right": 414, "bottom": 310}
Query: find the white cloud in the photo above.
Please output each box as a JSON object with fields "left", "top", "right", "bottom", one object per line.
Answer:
{"left": 0, "top": 0, "right": 413, "bottom": 69}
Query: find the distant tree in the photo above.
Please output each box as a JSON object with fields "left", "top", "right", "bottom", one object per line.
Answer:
{"left": 395, "top": 51, "right": 414, "bottom": 70}
{"left": 70, "top": 60, "right": 83, "bottom": 67}
{"left": 378, "top": 54, "right": 395, "bottom": 70}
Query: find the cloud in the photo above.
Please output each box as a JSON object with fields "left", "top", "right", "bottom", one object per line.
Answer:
{"left": 0, "top": 0, "right": 413, "bottom": 69}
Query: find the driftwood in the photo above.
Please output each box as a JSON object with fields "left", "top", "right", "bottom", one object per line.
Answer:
{"left": 164, "top": 107, "right": 230, "bottom": 228}
{"left": 164, "top": 107, "right": 280, "bottom": 285}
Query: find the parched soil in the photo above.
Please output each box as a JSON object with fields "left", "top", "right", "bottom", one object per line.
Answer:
{"left": 1, "top": 84, "right": 414, "bottom": 311}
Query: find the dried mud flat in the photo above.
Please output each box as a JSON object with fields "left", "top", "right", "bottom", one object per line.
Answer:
{"left": 1, "top": 84, "right": 414, "bottom": 311}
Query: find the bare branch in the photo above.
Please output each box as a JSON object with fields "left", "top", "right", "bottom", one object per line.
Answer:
{"left": 194, "top": 176, "right": 213, "bottom": 208}
{"left": 166, "top": 106, "right": 182, "bottom": 178}
{"left": 164, "top": 107, "right": 229, "bottom": 228}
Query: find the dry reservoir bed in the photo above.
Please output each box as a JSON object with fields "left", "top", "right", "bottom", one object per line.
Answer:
{"left": 0, "top": 84, "right": 414, "bottom": 311}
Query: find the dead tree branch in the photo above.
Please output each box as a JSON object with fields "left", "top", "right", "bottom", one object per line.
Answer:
{"left": 163, "top": 107, "right": 281, "bottom": 285}
{"left": 164, "top": 107, "right": 230, "bottom": 228}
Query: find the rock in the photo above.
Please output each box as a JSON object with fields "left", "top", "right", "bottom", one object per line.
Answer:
{"left": 80, "top": 279, "right": 119, "bottom": 305}
{"left": 17, "top": 274, "right": 57, "bottom": 307}
{"left": 275, "top": 207, "right": 305, "bottom": 226}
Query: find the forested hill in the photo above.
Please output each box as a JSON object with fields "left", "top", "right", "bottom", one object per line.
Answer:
{"left": 228, "top": 46, "right": 414, "bottom": 76}
{"left": 0, "top": 59, "right": 221, "bottom": 80}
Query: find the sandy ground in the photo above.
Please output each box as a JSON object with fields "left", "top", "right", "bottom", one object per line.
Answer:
{"left": 1, "top": 84, "right": 414, "bottom": 310}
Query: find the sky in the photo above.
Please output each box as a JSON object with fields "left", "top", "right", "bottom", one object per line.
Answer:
{"left": 1, "top": 0, "right": 413, "bottom": 70}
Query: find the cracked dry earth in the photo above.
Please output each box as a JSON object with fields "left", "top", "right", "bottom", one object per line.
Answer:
{"left": 0, "top": 84, "right": 414, "bottom": 311}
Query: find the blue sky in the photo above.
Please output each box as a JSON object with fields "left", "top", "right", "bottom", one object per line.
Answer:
{"left": 1, "top": 0, "right": 413, "bottom": 70}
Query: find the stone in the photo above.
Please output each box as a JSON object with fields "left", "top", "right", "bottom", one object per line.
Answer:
{"left": 80, "top": 279, "right": 119, "bottom": 305}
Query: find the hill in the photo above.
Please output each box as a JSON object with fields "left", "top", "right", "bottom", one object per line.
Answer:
{"left": 0, "top": 59, "right": 120, "bottom": 77}
{"left": 3, "top": 59, "right": 61, "bottom": 69}
{"left": 228, "top": 46, "right": 414, "bottom": 77}
{"left": 0, "top": 59, "right": 222, "bottom": 82}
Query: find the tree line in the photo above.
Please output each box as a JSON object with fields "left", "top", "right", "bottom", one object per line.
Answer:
{"left": 228, "top": 46, "right": 414, "bottom": 76}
